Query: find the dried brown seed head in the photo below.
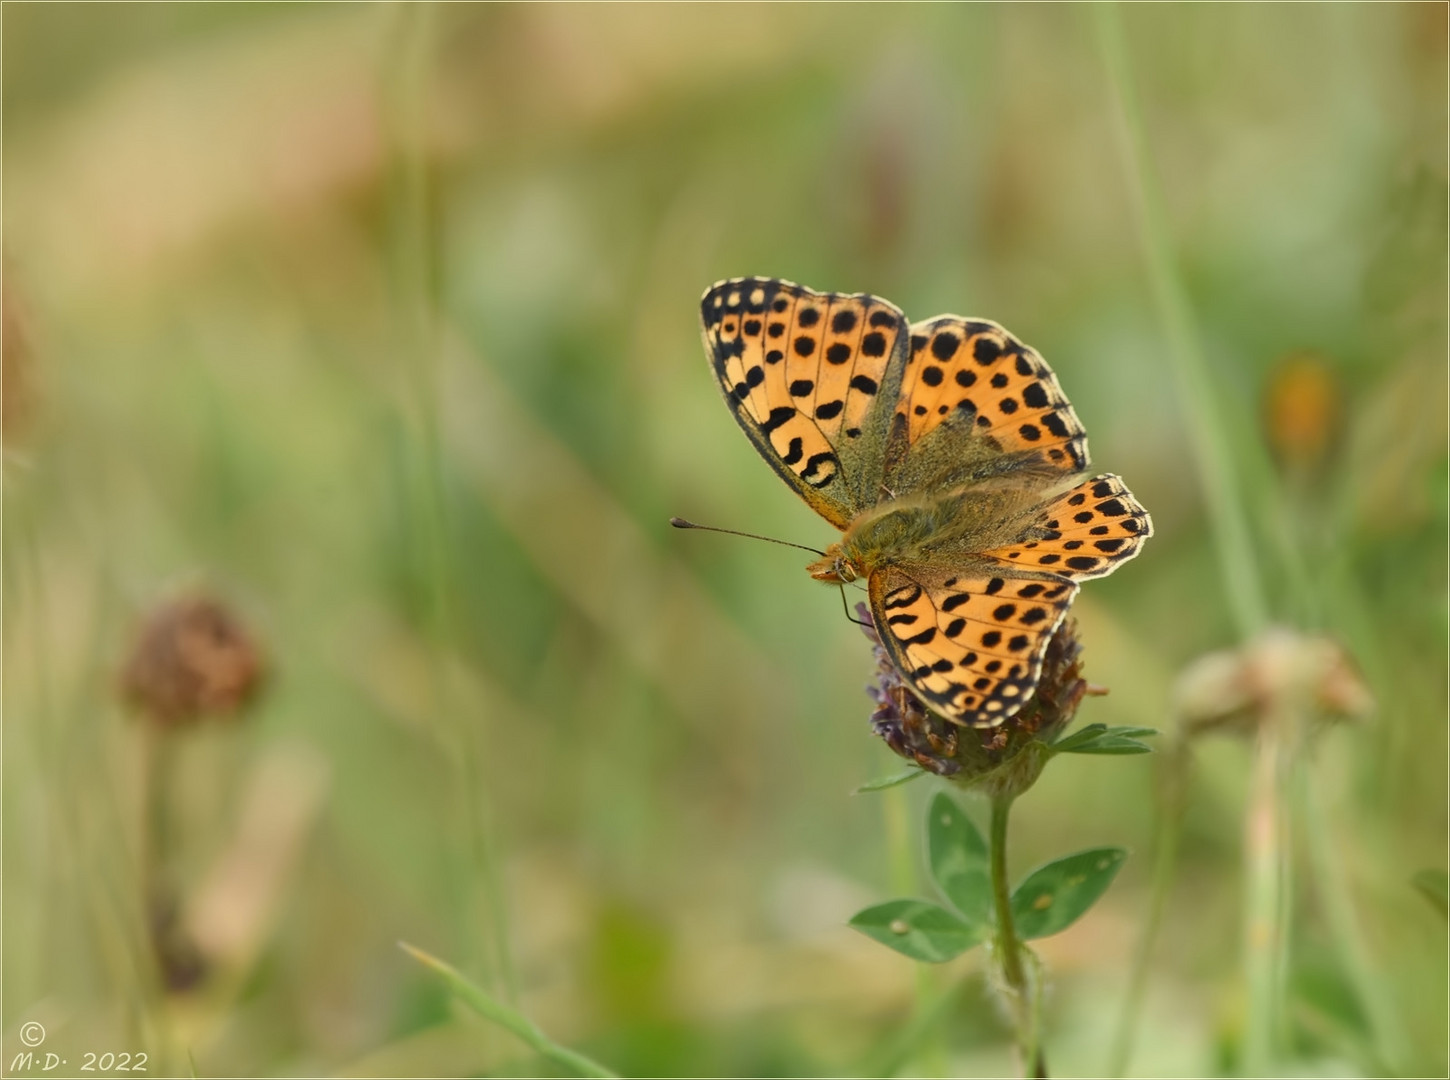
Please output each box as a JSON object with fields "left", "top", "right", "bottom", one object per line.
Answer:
{"left": 121, "top": 593, "right": 266, "bottom": 727}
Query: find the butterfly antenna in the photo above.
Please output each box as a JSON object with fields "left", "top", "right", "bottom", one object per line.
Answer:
{"left": 669, "top": 517, "right": 825, "bottom": 557}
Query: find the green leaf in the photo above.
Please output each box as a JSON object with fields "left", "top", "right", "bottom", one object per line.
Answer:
{"left": 1050, "top": 722, "right": 1108, "bottom": 752}
{"left": 400, "top": 943, "right": 619, "bottom": 1077}
{"left": 1412, "top": 868, "right": 1447, "bottom": 917}
{"left": 1053, "top": 724, "right": 1158, "bottom": 755}
{"left": 1068, "top": 737, "right": 1155, "bottom": 755}
{"left": 850, "top": 899, "right": 983, "bottom": 963}
{"left": 854, "top": 767, "right": 927, "bottom": 794}
{"left": 1010, "top": 847, "right": 1128, "bottom": 940}
{"left": 927, "top": 792, "right": 991, "bottom": 925}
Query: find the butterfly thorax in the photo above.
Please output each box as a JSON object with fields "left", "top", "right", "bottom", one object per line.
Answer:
{"left": 807, "top": 486, "right": 1049, "bottom": 584}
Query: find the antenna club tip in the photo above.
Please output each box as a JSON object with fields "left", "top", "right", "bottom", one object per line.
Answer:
{"left": 669, "top": 517, "right": 693, "bottom": 529}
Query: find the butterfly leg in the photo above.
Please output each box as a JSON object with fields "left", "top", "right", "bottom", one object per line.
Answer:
{"left": 839, "top": 585, "right": 872, "bottom": 627}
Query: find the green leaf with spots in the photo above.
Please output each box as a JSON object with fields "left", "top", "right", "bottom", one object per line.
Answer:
{"left": 1412, "top": 868, "right": 1447, "bottom": 917}
{"left": 1010, "top": 847, "right": 1128, "bottom": 940}
{"left": 926, "top": 792, "right": 991, "bottom": 925}
{"left": 1052, "top": 724, "right": 1157, "bottom": 755}
{"left": 849, "top": 899, "right": 982, "bottom": 963}
{"left": 854, "top": 768, "right": 927, "bottom": 794}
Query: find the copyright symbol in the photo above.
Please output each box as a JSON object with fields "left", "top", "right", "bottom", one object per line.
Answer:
{"left": 19, "top": 1021, "right": 45, "bottom": 1047}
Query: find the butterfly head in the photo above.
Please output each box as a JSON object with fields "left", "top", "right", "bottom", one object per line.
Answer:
{"left": 807, "top": 543, "right": 862, "bottom": 584}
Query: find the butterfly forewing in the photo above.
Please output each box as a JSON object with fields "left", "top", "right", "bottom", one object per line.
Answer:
{"left": 868, "top": 566, "right": 1078, "bottom": 727}
{"left": 898, "top": 317, "right": 1089, "bottom": 472}
{"left": 983, "top": 473, "right": 1152, "bottom": 580}
{"left": 701, "top": 278, "right": 908, "bottom": 528}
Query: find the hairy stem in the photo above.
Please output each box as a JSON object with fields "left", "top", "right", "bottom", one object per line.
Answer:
{"left": 991, "top": 795, "right": 1046, "bottom": 1078}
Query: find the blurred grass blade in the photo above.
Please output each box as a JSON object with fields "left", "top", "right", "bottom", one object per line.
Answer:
{"left": 1412, "top": 869, "right": 1448, "bottom": 917}
{"left": 1095, "top": 2, "right": 1268, "bottom": 638}
{"left": 853, "top": 768, "right": 927, "bottom": 794}
{"left": 399, "top": 942, "right": 619, "bottom": 1078}
{"left": 861, "top": 973, "right": 970, "bottom": 1079}
{"left": 1010, "top": 847, "right": 1128, "bottom": 941}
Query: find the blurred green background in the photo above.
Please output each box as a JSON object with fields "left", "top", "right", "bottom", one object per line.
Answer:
{"left": 4, "top": 3, "right": 1445, "bottom": 1077}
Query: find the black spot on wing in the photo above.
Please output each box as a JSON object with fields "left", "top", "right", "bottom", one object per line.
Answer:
{"left": 814, "top": 400, "right": 844, "bottom": 420}
{"left": 760, "top": 406, "right": 795, "bottom": 434}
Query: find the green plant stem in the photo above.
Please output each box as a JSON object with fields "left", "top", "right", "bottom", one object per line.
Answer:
{"left": 401, "top": 943, "right": 618, "bottom": 1078}
{"left": 990, "top": 795, "right": 1045, "bottom": 1079}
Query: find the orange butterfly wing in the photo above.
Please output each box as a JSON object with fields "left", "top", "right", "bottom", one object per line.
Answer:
{"left": 982, "top": 474, "right": 1153, "bottom": 580}
{"left": 896, "top": 316, "right": 1090, "bottom": 472}
{"left": 869, "top": 566, "right": 1078, "bottom": 727}
{"left": 700, "top": 278, "right": 908, "bottom": 529}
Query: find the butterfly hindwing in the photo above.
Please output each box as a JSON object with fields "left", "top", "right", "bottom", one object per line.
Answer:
{"left": 984, "top": 473, "right": 1153, "bottom": 580}
{"left": 869, "top": 566, "right": 1078, "bottom": 727}
{"left": 701, "top": 278, "right": 909, "bottom": 529}
{"left": 897, "top": 316, "right": 1089, "bottom": 472}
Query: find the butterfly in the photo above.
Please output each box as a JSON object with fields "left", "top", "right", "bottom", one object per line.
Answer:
{"left": 698, "top": 278, "right": 1151, "bottom": 728}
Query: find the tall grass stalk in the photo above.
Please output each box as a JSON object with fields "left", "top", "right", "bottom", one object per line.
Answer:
{"left": 1300, "top": 765, "right": 1409, "bottom": 1071}
{"left": 1094, "top": 4, "right": 1267, "bottom": 640}
{"left": 381, "top": 0, "right": 514, "bottom": 999}
{"left": 18, "top": 524, "right": 157, "bottom": 1056}
{"left": 1095, "top": 5, "right": 1286, "bottom": 1073}
{"left": 401, "top": 943, "right": 619, "bottom": 1078}
{"left": 1107, "top": 740, "right": 1187, "bottom": 1077}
